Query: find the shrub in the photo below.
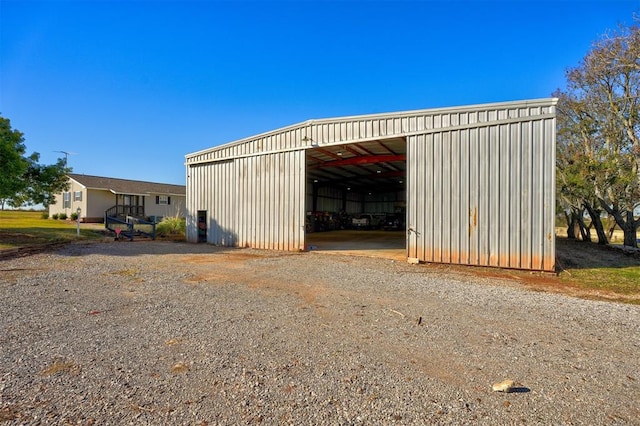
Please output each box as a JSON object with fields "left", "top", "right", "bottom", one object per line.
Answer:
{"left": 41, "top": 212, "right": 49, "bottom": 219}
{"left": 58, "top": 213, "right": 68, "bottom": 220}
{"left": 70, "top": 212, "right": 78, "bottom": 221}
{"left": 52, "top": 213, "right": 59, "bottom": 220}
{"left": 156, "top": 216, "right": 186, "bottom": 238}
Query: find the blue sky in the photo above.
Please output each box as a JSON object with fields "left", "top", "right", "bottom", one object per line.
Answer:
{"left": 1, "top": 0, "right": 639, "bottom": 186}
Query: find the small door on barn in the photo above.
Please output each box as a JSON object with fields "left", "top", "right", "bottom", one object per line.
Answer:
{"left": 197, "top": 210, "right": 207, "bottom": 243}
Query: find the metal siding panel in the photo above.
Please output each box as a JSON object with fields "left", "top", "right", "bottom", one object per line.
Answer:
{"left": 254, "top": 157, "right": 261, "bottom": 246}
{"left": 532, "top": 121, "right": 544, "bottom": 270}
{"left": 478, "top": 126, "right": 490, "bottom": 266}
{"left": 450, "top": 130, "right": 461, "bottom": 264}
{"left": 443, "top": 113, "right": 451, "bottom": 128}
{"left": 499, "top": 123, "right": 511, "bottom": 268}
{"left": 292, "top": 152, "right": 302, "bottom": 251}
{"left": 543, "top": 117, "right": 556, "bottom": 271}
{"left": 218, "top": 164, "right": 229, "bottom": 245}
{"left": 468, "top": 127, "right": 479, "bottom": 266}
{"left": 295, "top": 151, "right": 306, "bottom": 250}
{"left": 488, "top": 125, "right": 500, "bottom": 267}
{"left": 209, "top": 163, "right": 217, "bottom": 244}
{"left": 232, "top": 159, "right": 240, "bottom": 246}
{"left": 280, "top": 154, "right": 288, "bottom": 250}
{"left": 289, "top": 154, "right": 297, "bottom": 250}
{"left": 406, "top": 135, "right": 419, "bottom": 259}
{"left": 276, "top": 154, "right": 284, "bottom": 250}
{"left": 246, "top": 157, "right": 254, "bottom": 247}
{"left": 275, "top": 155, "right": 284, "bottom": 250}
{"left": 401, "top": 117, "right": 408, "bottom": 133}
{"left": 459, "top": 112, "right": 468, "bottom": 126}
{"left": 520, "top": 122, "right": 533, "bottom": 270}
{"left": 293, "top": 153, "right": 301, "bottom": 250}
{"left": 271, "top": 155, "right": 278, "bottom": 250}
{"left": 424, "top": 133, "right": 434, "bottom": 262}
{"left": 213, "top": 162, "right": 222, "bottom": 244}
{"left": 259, "top": 156, "right": 267, "bottom": 249}
{"left": 226, "top": 160, "right": 235, "bottom": 245}
{"left": 441, "top": 131, "right": 451, "bottom": 264}
{"left": 459, "top": 129, "right": 470, "bottom": 265}
{"left": 241, "top": 158, "right": 249, "bottom": 247}
{"left": 236, "top": 159, "right": 245, "bottom": 247}
{"left": 509, "top": 122, "right": 523, "bottom": 269}
{"left": 256, "top": 156, "right": 264, "bottom": 248}
{"left": 251, "top": 156, "right": 259, "bottom": 247}
{"left": 268, "top": 155, "right": 276, "bottom": 250}
{"left": 407, "top": 135, "right": 416, "bottom": 259}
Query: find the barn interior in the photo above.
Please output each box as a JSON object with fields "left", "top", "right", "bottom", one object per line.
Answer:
{"left": 305, "top": 137, "right": 407, "bottom": 258}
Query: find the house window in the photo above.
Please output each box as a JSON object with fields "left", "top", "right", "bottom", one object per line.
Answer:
{"left": 156, "top": 195, "right": 171, "bottom": 205}
{"left": 73, "top": 191, "right": 82, "bottom": 201}
{"left": 63, "top": 192, "right": 71, "bottom": 208}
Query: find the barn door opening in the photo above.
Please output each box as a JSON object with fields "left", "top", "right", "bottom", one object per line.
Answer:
{"left": 304, "top": 137, "right": 407, "bottom": 260}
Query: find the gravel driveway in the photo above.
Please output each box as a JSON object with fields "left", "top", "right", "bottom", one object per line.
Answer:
{"left": 1, "top": 241, "right": 639, "bottom": 425}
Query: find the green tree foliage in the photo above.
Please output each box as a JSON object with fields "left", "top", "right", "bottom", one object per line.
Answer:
{"left": 555, "top": 18, "right": 640, "bottom": 247}
{"left": 0, "top": 116, "right": 28, "bottom": 208}
{"left": 0, "top": 115, "right": 71, "bottom": 209}
{"left": 555, "top": 91, "right": 611, "bottom": 244}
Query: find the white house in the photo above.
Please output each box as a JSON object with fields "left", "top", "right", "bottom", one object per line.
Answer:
{"left": 49, "top": 174, "right": 186, "bottom": 222}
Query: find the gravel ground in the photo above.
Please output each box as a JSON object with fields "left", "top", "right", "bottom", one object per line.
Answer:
{"left": 1, "top": 241, "right": 639, "bottom": 425}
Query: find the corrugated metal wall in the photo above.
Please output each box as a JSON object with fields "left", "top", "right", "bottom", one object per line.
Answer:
{"left": 186, "top": 98, "right": 556, "bottom": 271}
{"left": 307, "top": 186, "right": 404, "bottom": 214}
{"left": 311, "top": 186, "right": 344, "bottom": 212}
{"left": 406, "top": 104, "right": 556, "bottom": 271}
{"left": 186, "top": 150, "right": 306, "bottom": 251}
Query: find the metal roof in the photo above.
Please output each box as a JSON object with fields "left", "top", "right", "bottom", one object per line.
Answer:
{"left": 68, "top": 174, "right": 186, "bottom": 196}
{"left": 186, "top": 99, "right": 556, "bottom": 193}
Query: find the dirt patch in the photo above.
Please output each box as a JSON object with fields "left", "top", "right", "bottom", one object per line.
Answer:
{"left": 182, "top": 250, "right": 329, "bottom": 307}
{"left": 182, "top": 251, "right": 267, "bottom": 264}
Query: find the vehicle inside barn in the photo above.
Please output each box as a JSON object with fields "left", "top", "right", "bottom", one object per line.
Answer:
{"left": 304, "top": 137, "right": 407, "bottom": 258}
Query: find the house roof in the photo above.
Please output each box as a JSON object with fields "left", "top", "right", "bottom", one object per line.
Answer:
{"left": 69, "top": 174, "right": 185, "bottom": 196}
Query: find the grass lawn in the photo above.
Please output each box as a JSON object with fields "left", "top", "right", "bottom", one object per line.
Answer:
{"left": 553, "top": 237, "right": 640, "bottom": 303}
{"left": 561, "top": 267, "right": 640, "bottom": 296}
{"left": 0, "top": 210, "right": 104, "bottom": 249}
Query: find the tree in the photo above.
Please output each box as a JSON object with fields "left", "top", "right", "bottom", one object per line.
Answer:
{"left": 12, "top": 156, "right": 71, "bottom": 208}
{"left": 0, "top": 116, "right": 28, "bottom": 209}
{"left": 0, "top": 115, "right": 71, "bottom": 209}
{"left": 556, "top": 19, "right": 640, "bottom": 248}
{"left": 555, "top": 90, "right": 611, "bottom": 245}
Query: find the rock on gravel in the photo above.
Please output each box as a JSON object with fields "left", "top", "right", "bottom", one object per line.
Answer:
{"left": 1, "top": 241, "right": 639, "bottom": 425}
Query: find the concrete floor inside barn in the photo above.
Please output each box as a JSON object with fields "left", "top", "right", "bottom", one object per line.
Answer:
{"left": 305, "top": 230, "right": 406, "bottom": 261}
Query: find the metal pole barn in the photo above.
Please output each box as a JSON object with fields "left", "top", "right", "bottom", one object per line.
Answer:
{"left": 185, "top": 98, "right": 557, "bottom": 271}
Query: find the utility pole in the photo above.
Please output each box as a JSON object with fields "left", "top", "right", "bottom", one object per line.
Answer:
{"left": 54, "top": 150, "right": 76, "bottom": 167}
